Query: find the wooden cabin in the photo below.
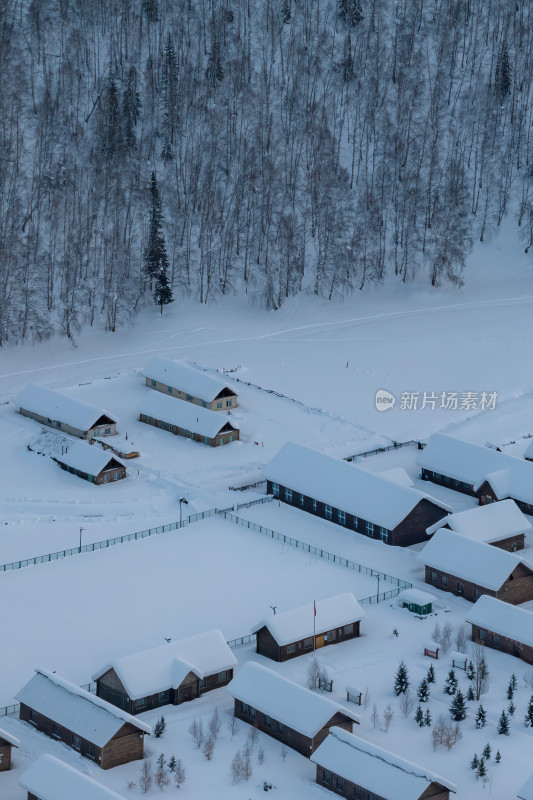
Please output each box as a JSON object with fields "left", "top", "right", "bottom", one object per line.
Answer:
{"left": 17, "top": 384, "right": 117, "bottom": 439}
{"left": 426, "top": 499, "right": 530, "bottom": 552}
{"left": 139, "top": 391, "right": 239, "bottom": 447}
{"left": 19, "top": 755, "right": 128, "bottom": 800}
{"left": 466, "top": 595, "right": 533, "bottom": 664}
{"left": 419, "top": 530, "right": 533, "bottom": 604}
{"left": 311, "top": 727, "right": 455, "bottom": 800}
{"left": 251, "top": 593, "right": 364, "bottom": 662}
{"left": 143, "top": 356, "right": 238, "bottom": 410}
{"left": 0, "top": 727, "right": 19, "bottom": 771}
{"left": 417, "top": 433, "right": 533, "bottom": 513}
{"left": 29, "top": 431, "right": 126, "bottom": 484}
{"left": 93, "top": 630, "right": 237, "bottom": 715}
{"left": 226, "top": 662, "right": 359, "bottom": 757}
{"left": 263, "top": 443, "right": 450, "bottom": 547}
{"left": 16, "top": 669, "right": 150, "bottom": 769}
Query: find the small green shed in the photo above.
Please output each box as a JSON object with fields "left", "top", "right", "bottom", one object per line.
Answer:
{"left": 399, "top": 588, "right": 435, "bottom": 616}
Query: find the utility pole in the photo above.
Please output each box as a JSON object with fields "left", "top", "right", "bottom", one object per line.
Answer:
{"left": 179, "top": 497, "right": 189, "bottom": 525}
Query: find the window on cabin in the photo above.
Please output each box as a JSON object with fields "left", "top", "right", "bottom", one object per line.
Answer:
{"left": 0, "top": 754, "right": 3, "bottom": 764}
{"left": 105, "top": 427, "right": 110, "bottom": 434}
{"left": 286, "top": 643, "right": 296, "bottom": 654}
{"left": 220, "top": 437, "right": 225, "bottom": 445}
{"left": 136, "top": 697, "right": 147, "bottom": 708}
{"left": 300, "top": 493, "right": 305, "bottom": 506}
{"left": 353, "top": 516, "right": 359, "bottom": 529}
{"left": 457, "top": 582, "right": 464, "bottom": 595}
{"left": 277, "top": 721, "right": 284, "bottom": 733}
{"left": 72, "top": 734, "right": 81, "bottom": 750}
{"left": 202, "top": 401, "right": 207, "bottom": 408}
{"left": 440, "top": 574, "right": 448, "bottom": 587}
{"left": 159, "top": 691, "right": 169, "bottom": 702}
{"left": 324, "top": 504, "right": 332, "bottom": 520}
{"left": 366, "top": 521, "right": 374, "bottom": 537}
{"left": 379, "top": 527, "right": 388, "bottom": 542}
{"left": 493, "top": 634, "right": 501, "bottom": 648}
{"left": 160, "top": 421, "right": 165, "bottom": 428}
{"left": 325, "top": 630, "right": 336, "bottom": 642}
{"left": 217, "top": 671, "right": 228, "bottom": 682}
{"left": 322, "top": 770, "right": 332, "bottom": 784}
{"left": 229, "top": 435, "right": 234, "bottom": 443}
{"left": 103, "top": 475, "right": 109, "bottom": 483}
{"left": 344, "top": 624, "right": 353, "bottom": 634}
{"left": 312, "top": 498, "right": 317, "bottom": 512}
{"left": 226, "top": 399, "right": 232, "bottom": 407}
{"left": 265, "top": 715, "right": 271, "bottom": 727}
{"left": 430, "top": 570, "right": 437, "bottom": 582}
{"left": 205, "top": 437, "right": 209, "bottom": 444}
{"left": 338, "top": 510, "right": 346, "bottom": 525}
{"left": 479, "top": 628, "right": 487, "bottom": 642}
{"left": 113, "top": 473, "right": 119, "bottom": 481}
{"left": 304, "top": 637, "right": 313, "bottom": 648}
{"left": 56, "top": 421, "right": 61, "bottom": 428}
{"left": 88, "top": 474, "right": 92, "bottom": 482}
{"left": 186, "top": 394, "right": 192, "bottom": 401}
{"left": 199, "top": 678, "right": 207, "bottom": 689}
{"left": 86, "top": 742, "right": 96, "bottom": 759}
{"left": 182, "top": 428, "right": 187, "bottom": 435}
{"left": 52, "top": 723, "right": 62, "bottom": 738}
{"left": 271, "top": 482, "right": 279, "bottom": 497}
{"left": 285, "top": 488, "right": 292, "bottom": 502}
{"left": 146, "top": 416, "right": 151, "bottom": 423}
{"left": 151, "top": 379, "right": 156, "bottom": 386}
{"left": 217, "top": 401, "right": 223, "bottom": 409}
{"left": 167, "top": 386, "right": 172, "bottom": 393}
{"left": 28, "top": 709, "right": 39, "bottom": 725}
{"left": 336, "top": 777, "right": 345, "bottom": 791}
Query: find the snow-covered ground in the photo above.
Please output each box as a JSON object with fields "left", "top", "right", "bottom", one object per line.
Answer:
{"left": 3, "top": 228, "right": 533, "bottom": 799}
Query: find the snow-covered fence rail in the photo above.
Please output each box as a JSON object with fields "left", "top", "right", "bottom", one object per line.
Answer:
{"left": 344, "top": 440, "right": 425, "bottom": 462}
{"left": 219, "top": 513, "right": 412, "bottom": 593}
{"left": 229, "top": 479, "right": 267, "bottom": 491}
{"left": 226, "top": 634, "right": 256, "bottom": 649}
{"left": 0, "top": 509, "right": 220, "bottom": 574}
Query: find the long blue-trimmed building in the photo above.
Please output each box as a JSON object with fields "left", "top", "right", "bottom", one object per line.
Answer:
{"left": 263, "top": 442, "right": 450, "bottom": 547}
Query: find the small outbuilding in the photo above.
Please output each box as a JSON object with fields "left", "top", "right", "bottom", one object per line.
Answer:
{"left": 397, "top": 588, "right": 435, "bottom": 615}
{"left": 139, "top": 391, "right": 239, "bottom": 447}
{"left": 251, "top": 593, "right": 365, "bottom": 662}
{"left": 311, "top": 727, "right": 456, "bottom": 800}
{"left": 466, "top": 595, "right": 533, "bottom": 664}
{"left": 0, "top": 727, "right": 19, "bottom": 771}
{"left": 93, "top": 630, "right": 237, "bottom": 714}
{"left": 17, "top": 384, "right": 117, "bottom": 439}
{"left": 143, "top": 356, "right": 238, "bottom": 410}
{"left": 264, "top": 442, "right": 451, "bottom": 546}
{"left": 29, "top": 431, "right": 126, "bottom": 484}
{"left": 16, "top": 669, "right": 150, "bottom": 769}
{"left": 418, "top": 530, "right": 533, "bottom": 604}
{"left": 226, "top": 662, "right": 360, "bottom": 757}
{"left": 19, "top": 754, "right": 128, "bottom": 800}
{"left": 426, "top": 499, "right": 530, "bottom": 552}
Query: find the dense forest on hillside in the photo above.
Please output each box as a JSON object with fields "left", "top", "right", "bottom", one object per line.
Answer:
{"left": 1, "top": 0, "right": 533, "bottom": 342}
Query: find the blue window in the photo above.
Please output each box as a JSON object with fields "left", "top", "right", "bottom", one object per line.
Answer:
{"left": 204, "top": 437, "right": 209, "bottom": 444}
{"left": 379, "top": 527, "right": 388, "bottom": 542}
{"left": 353, "top": 516, "right": 359, "bottom": 529}
{"left": 216, "top": 401, "right": 222, "bottom": 409}
{"left": 182, "top": 428, "right": 187, "bottom": 435}
{"left": 202, "top": 401, "right": 207, "bottom": 408}
{"left": 285, "top": 488, "right": 292, "bottom": 502}
{"left": 167, "top": 385, "right": 172, "bottom": 393}
{"left": 186, "top": 394, "right": 192, "bottom": 401}
{"left": 151, "top": 379, "right": 156, "bottom": 386}
{"left": 312, "top": 498, "right": 317, "bottom": 511}
{"left": 272, "top": 483, "right": 279, "bottom": 497}
{"left": 325, "top": 504, "right": 332, "bottom": 520}
{"left": 56, "top": 421, "right": 61, "bottom": 428}
{"left": 88, "top": 474, "right": 92, "bottom": 482}
{"left": 104, "top": 427, "right": 110, "bottom": 434}
{"left": 338, "top": 510, "right": 346, "bottom": 525}
{"left": 366, "top": 521, "right": 374, "bottom": 537}
{"left": 146, "top": 416, "right": 151, "bottom": 423}
{"left": 226, "top": 399, "right": 232, "bottom": 407}
{"left": 299, "top": 493, "right": 305, "bottom": 506}
{"left": 169, "top": 424, "right": 173, "bottom": 431}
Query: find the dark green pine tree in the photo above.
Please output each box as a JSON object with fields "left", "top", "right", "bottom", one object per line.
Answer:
{"left": 342, "top": 34, "right": 355, "bottom": 83}
{"left": 414, "top": 705, "right": 424, "bottom": 727}
{"left": 339, "top": 0, "right": 364, "bottom": 26}
{"left": 524, "top": 696, "right": 533, "bottom": 727}
{"left": 495, "top": 750, "right": 501, "bottom": 764}
{"left": 482, "top": 743, "right": 491, "bottom": 760}
{"left": 466, "top": 661, "right": 475, "bottom": 681}
{"left": 417, "top": 678, "right": 430, "bottom": 703}
{"left": 494, "top": 41, "right": 512, "bottom": 102}
{"left": 470, "top": 753, "right": 479, "bottom": 771}
{"left": 100, "top": 79, "right": 123, "bottom": 158}
{"left": 143, "top": 0, "right": 159, "bottom": 22}
{"left": 476, "top": 757, "right": 487, "bottom": 780}
{"left": 450, "top": 689, "right": 467, "bottom": 721}
{"left": 508, "top": 699, "right": 516, "bottom": 716}
{"left": 144, "top": 172, "right": 168, "bottom": 290}
{"left": 205, "top": 37, "right": 224, "bottom": 88}
{"left": 394, "top": 661, "right": 409, "bottom": 696}
{"left": 282, "top": 0, "right": 291, "bottom": 23}
{"left": 168, "top": 755, "right": 177, "bottom": 772}
{"left": 123, "top": 67, "right": 141, "bottom": 151}
{"left": 507, "top": 674, "right": 517, "bottom": 700}
{"left": 475, "top": 704, "right": 487, "bottom": 729}
{"left": 444, "top": 669, "right": 458, "bottom": 695}
{"left": 161, "top": 33, "right": 179, "bottom": 158}
{"left": 424, "top": 708, "right": 431, "bottom": 727}
{"left": 154, "top": 263, "right": 173, "bottom": 314}
{"left": 497, "top": 710, "right": 510, "bottom": 735}
{"left": 466, "top": 686, "right": 475, "bottom": 702}
{"left": 426, "top": 664, "right": 436, "bottom": 684}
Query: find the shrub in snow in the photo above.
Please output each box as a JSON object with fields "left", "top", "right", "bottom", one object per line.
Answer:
{"left": 497, "top": 710, "right": 510, "bottom": 735}
{"left": 466, "top": 686, "right": 475, "bottom": 702}
{"left": 154, "top": 767, "right": 170, "bottom": 790}
{"left": 281, "top": 745, "right": 289, "bottom": 762}
{"left": 228, "top": 713, "right": 240, "bottom": 739}
{"left": 470, "top": 753, "right": 479, "bottom": 771}
{"left": 424, "top": 708, "right": 431, "bottom": 727}
{"left": 371, "top": 703, "right": 381, "bottom": 730}
{"left": 466, "top": 661, "right": 475, "bottom": 681}
{"left": 139, "top": 760, "right": 153, "bottom": 794}
{"left": 473, "top": 647, "right": 490, "bottom": 700}
{"left": 418, "top": 677, "right": 430, "bottom": 703}
{"left": 392, "top": 628, "right": 399, "bottom": 637}
{"left": 440, "top": 622, "right": 453, "bottom": 653}
{"left": 209, "top": 707, "right": 222, "bottom": 740}
{"left": 394, "top": 661, "right": 409, "bottom": 696}
{"left": 156, "top": 754, "right": 165, "bottom": 770}
{"left": 455, "top": 625, "right": 467, "bottom": 653}
{"left": 482, "top": 743, "right": 491, "bottom": 760}
{"left": 475, "top": 704, "right": 487, "bottom": 729}
{"left": 307, "top": 657, "right": 321, "bottom": 690}
{"left": 203, "top": 734, "right": 215, "bottom": 761}
{"left": 523, "top": 672, "right": 533, "bottom": 690}
{"left": 167, "top": 755, "right": 177, "bottom": 772}
{"left": 524, "top": 696, "right": 533, "bottom": 727}
{"left": 189, "top": 718, "right": 204, "bottom": 748}
{"left": 174, "top": 759, "right": 185, "bottom": 789}
{"left": 231, "top": 750, "right": 245, "bottom": 784}
{"left": 248, "top": 726, "right": 260, "bottom": 749}
{"left": 431, "top": 715, "right": 462, "bottom": 751}
{"left": 444, "top": 669, "right": 458, "bottom": 695}
{"left": 507, "top": 674, "right": 518, "bottom": 700}
{"left": 154, "top": 715, "right": 166, "bottom": 738}
{"left": 426, "top": 664, "right": 436, "bottom": 684}
{"left": 415, "top": 705, "right": 425, "bottom": 727}
{"left": 382, "top": 703, "right": 394, "bottom": 732}
{"left": 258, "top": 747, "right": 265, "bottom": 764}
{"left": 508, "top": 700, "right": 516, "bottom": 716}
{"left": 399, "top": 690, "right": 416, "bottom": 719}
{"left": 495, "top": 750, "right": 501, "bottom": 764}
{"left": 432, "top": 622, "right": 441, "bottom": 645}
{"left": 476, "top": 757, "right": 487, "bottom": 780}
{"left": 449, "top": 689, "right": 467, "bottom": 721}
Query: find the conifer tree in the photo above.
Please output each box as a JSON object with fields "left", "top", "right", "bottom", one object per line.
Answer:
{"left": 524, "top": 696, "right": 533, "bottom": 727}
{"left": 426, "top": 664, "right": 436, "bottom": 684}
{"left": 470, "top": 753, "right": 479, "bottom": 771}
{"left": 154, "top": 715, "right": 166, "bottom": 738}
{"left": 507, "top": 674, "right": 517, "bottom": 700}
{"left": 508, "top": 700, "right": 516, "bottom": 717}
{"left": 466, "top": 661, "right": 475, "bottom": 681}
{"left": 143, "top": 0, "right": 159, "bottom": 22}
{"left": 206, "top": 38, "right": 224, "bottom": 87}
{"left": 338, "top": 0, "right": 364, "bottom": 26}
{"left": 100, "top": 79, "right": 123, "bottom": 158}
{"left": 476, "top": 757, "right": 487, "bottom": 780}
{"left": 168, "top": 755, "right": 177, "bottom": 772}
{"left": 482, "top": 743, "right": 491, "bottom": 760}
{"left": 418, "top": 677, "right": 430, "bottom": 703}
{"left": 154, "top": 262, "right": 173, "bottom": 313}
{"left": 123, "top": 68, "right": 141, "bottom": 151}
{"left": 450, "top": 689, "right": 467, "bottom": 721}
{"left": 424, "top": 708, "right": 431, "bottom": 727}
{"left": 475, "top": 705, "right": 487, "bottom": 729}
{"left": 494, "top": 41, "right": 512, "bottom": 102}
{"left": 282, "top": 0, "right": 291, "bottom": 24}
{"left": 497, "top": 710, "right": 510, "bottom": 735}
{"left": 444, "top": 669, "right": 458, "bottom": 695}
{"left": 466, "top": 686, "right": 475, "bottom": 702}
{"left": 144, "top": 172, "right": 168, "bottom": 290}
{"left": 415, "top": 705, "right": 424, "bottom": 727}
{"left": 161, "top": 33, "right": 179, "bottom": 157}
{"left": 495, "top": 750, "right": 501, "bottom": 764}
{"left": 394, "top": 661, "right": 409, "bottom": 696}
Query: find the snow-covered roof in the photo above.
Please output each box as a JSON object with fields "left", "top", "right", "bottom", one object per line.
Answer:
{"left": 143, "top": 357, "right": 237, "bottom": 402}
{"left": 417, "top": 433, "right": 533, "bottom": 505}
{"left": 417, "top": 530, "right": 531, "bottom": 590}
{"left": 518, "top": 772, "right": 533, "bottom": 800}
{"left": 0, "top": 727, "right": 20, "bottom": 747}
{"left": 92, "top": 630, "right": 237, "bottom": 701}
{"left": 226, "top": 663, "right": 360, "bottom": 737}
{"left": 15, "top": 669, "right": 150, "bottom": 746}
{"left": 16, "top": 384, "right": 117, "bottom": 430}
{"left": 263, "top": 443, "right": 450, "bottom": 531}
{"left": 139, "top": 391, "right": 238, "bottom": 439}
{"left": 19, "top": 755, "right": 127, "bottom": 800}
{"left": 426, "top": 499, "right": 531, "bottom": 542}
{"left": 465, "top": 595, "right": 533, "bottom": 648}
{"left": 397, "top": 588, "right": 436, "bottom": 606}
{"left": 311, "top": 728, "right": 456, "bottom": 800}
{"left": 378, "top": 467, "right": 414, "bottom": 488}
{"left": 250, "top": 593, "right": 364, "bottom": 645}
{"left": 30, "top": 430, "right": 124, "bottom": 475}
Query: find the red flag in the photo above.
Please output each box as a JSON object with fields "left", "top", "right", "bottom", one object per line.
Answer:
{"left": 314, "top": 600, "right": 316, "bottom": 617}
